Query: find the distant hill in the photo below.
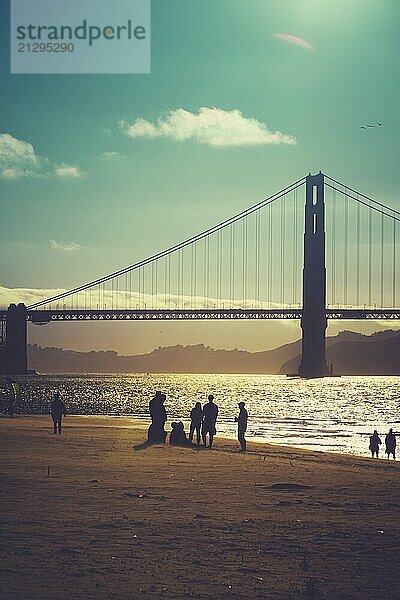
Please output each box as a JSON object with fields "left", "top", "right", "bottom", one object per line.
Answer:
{"left": 280, "top": 330, "right": 400, "bottom": 375}
{"left": 28, "top": 329, "right": 400, "bottom": 375}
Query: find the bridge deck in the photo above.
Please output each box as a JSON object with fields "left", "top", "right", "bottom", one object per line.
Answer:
{"left": 1, "top": 308, "right": 399, "bottom": 322}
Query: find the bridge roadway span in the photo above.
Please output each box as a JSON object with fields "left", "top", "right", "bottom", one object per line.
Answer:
{"left": 1, "top": 308, "right": 399, "bottom": 323}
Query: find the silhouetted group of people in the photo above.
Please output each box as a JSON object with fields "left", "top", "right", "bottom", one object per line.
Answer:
{"left": 369, "top": 429, "right": 396, "bottom": 459}
{"left": 147, "top": 391, "right": 248, "bottom": 451}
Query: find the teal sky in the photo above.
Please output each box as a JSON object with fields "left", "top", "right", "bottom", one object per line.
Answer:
{"left": 1, "top": 0, "right": 399, "bottom": 353}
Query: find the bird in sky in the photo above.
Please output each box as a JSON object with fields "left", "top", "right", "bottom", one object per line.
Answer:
{"left": 359, "top": 122, "right": 383, "bottom": 132}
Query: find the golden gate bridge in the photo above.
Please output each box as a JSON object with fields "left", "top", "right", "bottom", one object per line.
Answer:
{"left": 1, "top": 172, "right": 399, "bottom": 377}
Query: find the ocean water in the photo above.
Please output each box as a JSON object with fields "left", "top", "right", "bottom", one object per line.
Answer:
{"left": 3, "top": 374, "right": 400, "bottom": 457}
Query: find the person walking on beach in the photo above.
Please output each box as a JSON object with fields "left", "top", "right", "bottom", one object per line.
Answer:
{"left": 189, "top": 401, "right": 202, "bottom": 445}
{"left": 235, "top": 401, "right": 248, "bottom": 452}
{"left": 202, "top": 394, "right": 218, "bottom": 449}
{"left": 50, "top": 392, "right": 66, "bottom": 435}
{"left": 385, "top": 428, "right": 396, "bottom": 459}
{"left": 148, "top": 391, "right": 167, "bottom": 443}
{"left": 369, "top": 430, "right": 382, "bottom": 458}
{"left": 6, "top": 379, "right": 19, "bottom": 418}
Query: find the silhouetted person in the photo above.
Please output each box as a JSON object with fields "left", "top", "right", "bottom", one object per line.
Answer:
{"left": 202, "top": 395, "right": 218, "bottom": 449}
{"left": 189, "top": 402, "right": 202, "bottom": 445}
{"left": 235, "top": 401, "right": 248, "bottom": 452}
{"left": 50, "top": 392, "right": 66, "bottom": 434}
{"left": 385, "top": 428, "right": 396, "bottom": 459}
{"left": 148, "top": 391, "right": 167, "bottom": 443}
{"left": 6, "top": 379, "right": 19, "bottom": 418}
{"left": 170, "top": 421, "right": 193, "bottom": 447}
{"left": 369, "top": 430, "right": 381, "bottom": 458}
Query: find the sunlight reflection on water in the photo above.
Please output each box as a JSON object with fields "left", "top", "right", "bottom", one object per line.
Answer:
{"left": 11, "top": 374, "right": 400, "bottom": 456}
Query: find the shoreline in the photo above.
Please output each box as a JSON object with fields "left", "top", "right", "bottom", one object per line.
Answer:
{"left": 0, "top": 413, "right": 390, "bottom": 461}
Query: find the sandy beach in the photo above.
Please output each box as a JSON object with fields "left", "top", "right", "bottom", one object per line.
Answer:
{"left": 1, "top": 416, "right": 399, "bottom": 600}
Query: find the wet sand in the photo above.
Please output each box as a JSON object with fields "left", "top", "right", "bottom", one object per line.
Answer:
{"left": 1, "top": 415, "right": 399, "bottom": 600}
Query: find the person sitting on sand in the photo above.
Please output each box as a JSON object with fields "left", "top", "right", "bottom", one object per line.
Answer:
{"left": 170, "top": 421, "right": 193, "bottom": 447}
{"left": 202, "top": 394, "right": 218, "bottom": 449}
{"left": 369, "top": 430, "right": 382, "bottom": 458}
{"left": 235, "top": 401, "right": 248, "bottom": 452}
{"left": 189, "top": 402, "right": 202, "bottom": 445}
{"left": 148, "top": 391, "right": 167, "bottom": 444}
{"left": 50, "top": 392, "right": 67, "bottom": 435}
{"left": 385, "top": 428, "right": 396, "bottom": 460}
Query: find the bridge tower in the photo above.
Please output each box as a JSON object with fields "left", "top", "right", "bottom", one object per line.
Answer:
{"left": 4, "top": 303, "right": 28, "bottom": 375}
{"left": 299, "top": 172, "right": 329, "bottom": 378}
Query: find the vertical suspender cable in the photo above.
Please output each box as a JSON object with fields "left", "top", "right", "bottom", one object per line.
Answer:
{"left": 181, "top": 248, "right": 185, "bottom": 308}
{"left": 281, "top": 194, "right": 286, "bottom": 308}
{"left": 191, "top": 243, "right": 195, "bottom": 308}
{"left": 269, "top": 203, "right": 273, "bottom": 307}
{"left": 380, "top": 213, "right": 384, "bottom": 308}
{"left": 292, "top": 189, "right": 296, "bottom": 306}
{"left": 356, "top": 195, "right": 360, "bottom": 306}
{"left": 393, "top": 217, "right": 397, "bottom": 308}
{"left": 242, "top": 217, "right": 248, "bottom": 303}
{"left": 280, "top": 195, "right": 284, "bottom": 306}
{"left": 229, "top": 224, "right": 233, "bottom": 305}
{"left": 116, "top": 275, "right": 119, "bottom": 310}
{"left": 194, "top": 242, "right": 197, "bottom": 308}
{"left": 216, "top": 230, "right": 220, "bottom": 308}
{"left": 180, "top": 249, "right": 184, "bottom": 308}
{"left": 331, "top": 186, "right": 336, "bottom": 306}
{"left": 151, "top": 263, "right": 154, "bottom": 310}
{"left": 164, "top": 257, "right": 167, "bottom": 309}
{"left": 219, "top": 229, "right": 223, "bottom": 308}
{"left": 168, "top": 254, "right": 171, "bottom": 309}
{"left": 155, "top": 262, "right": 158, "bottom": 309}
{"left": 203, "top": 238, "right": 206, "bottom": 305}
{"left": 266, "top": 205, "right": 270, "bottom": 308}
{"left": 368, "top": 205, "right": 372, "bottom": 306}
{"left": 257, "top": 210, "right": 260, "bottom": 307}
{"left": 206, "top": 236, "right": 210, "bottom": 306}
{"left": 142, "top": 268, "right": 145, "bottom": 309}
{"left": 254, "top": 212, "right": 258, "bottom": 307}
{"left": 129, "top": 269, "right": 132, "bottom": 310}
{"left": 344, "top": 187, "right": 348, "bottom": 306}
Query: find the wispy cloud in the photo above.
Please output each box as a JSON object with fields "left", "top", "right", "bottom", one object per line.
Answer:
{"left": 54, "top": 164, "right": 84, "bottom": 178}
{"left": 273, "top": 33, "right": 314, "bottom": 51}
{"left": 119, "top": 107, "right": 296, "bottom": 147}
{"left": 49, "top": 240, "right": 82, "bottom": 252}
{"left": 0, "top": 133, "right": 85, "bottom": 179}
{"left": 100, "top": 151, "right": 124, "bottom": 160}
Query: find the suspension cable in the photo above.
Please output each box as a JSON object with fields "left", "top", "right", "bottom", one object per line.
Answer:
{"left": 325, "top": 183, "right": 400, "bottom": 222}
{"left": 28, "top": 177, "right": 306, "bottom": 308}
{"left": 325, "top": 175, "right": 400, "bottom": 216}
